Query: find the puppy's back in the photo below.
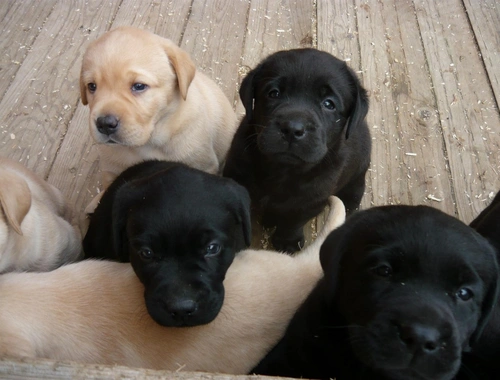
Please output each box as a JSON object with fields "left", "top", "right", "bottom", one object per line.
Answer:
{"left": 0, "top": 261, "right": 138, "bottom": 358}
{"left": 0, "top": 158, "right": 68, "bottom": 218}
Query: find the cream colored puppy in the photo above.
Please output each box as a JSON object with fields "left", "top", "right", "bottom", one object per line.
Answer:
{"left": 0, "top": 157, "right": 81, "bottom": 273}
{"left": 0, "top": 197, "right": 344, "bottom": 374}
{"left": 80, "top": 26, "right": 238, "bottom": 212}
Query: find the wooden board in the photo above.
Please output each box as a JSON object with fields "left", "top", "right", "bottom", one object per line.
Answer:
{"left": 415, "top": 0, "right": 500, "bottom": 222}
{"left": 0, "top": 357, "right": 296, "bottom": 380}
{"left": 1, "top": 0, "right": 500, "bottom": 377}
{"left": 463, "top": 0, "right": 500, "bottom": 104}
{"left": 0, "top": 0, "right": 58, "bottom": 102}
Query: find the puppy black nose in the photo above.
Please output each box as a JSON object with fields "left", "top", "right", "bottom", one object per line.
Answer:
{"left": 397, "top": 323, "right": 441, "bottom": 354}
{"left": 167, "top": 299, "right": 198, "bottom": 319}
{"left": 96, "top": 115, "right": 119, "bottom": 136}
{"left": 280, "top": 120, "right": 306, "bottom": 141}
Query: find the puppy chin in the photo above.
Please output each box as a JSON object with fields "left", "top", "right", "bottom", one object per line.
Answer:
{"left": 379, "top": 364, "right": 460, "bottom": 380}
{"left": 257, "top": 141, "right": 327, "bottom": 165}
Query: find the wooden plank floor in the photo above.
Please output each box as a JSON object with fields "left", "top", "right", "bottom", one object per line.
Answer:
{"left": 0, "top": 0, "right": 499, "bottom": 378}
{"left": 1, "top": 0, "right": 499, "bottom": 246}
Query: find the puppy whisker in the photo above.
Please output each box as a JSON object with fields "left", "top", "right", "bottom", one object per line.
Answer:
{"left": 243, "top": 131, "right": 259, "bottom": 152}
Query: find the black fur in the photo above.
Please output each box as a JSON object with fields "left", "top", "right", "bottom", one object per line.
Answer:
{"left": 223, "top": 48, "right": 371, "bottom": 253}
{"left": 459, "top": 191, "right": 500, "bottom": 379}
{"left": 252, "top": 205, "right": 499, "bottom": 380}
{"left": 83, "top": 160, "right": 251, "bottom": 327}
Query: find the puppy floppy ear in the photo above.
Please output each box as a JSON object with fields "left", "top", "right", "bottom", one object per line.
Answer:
{"left": 227, "top": 181, "right": 252, "bottom": 249}
{"left": 344, "top": 64, "right": 369, "bottom": 139}
{"left": 239, "top": 66, "right": 260, "bottom": 120}
{"left": 110, "top": 186, "right": 140, "bottom": 262}
{"left": 469, "top": 244, "right": 499, "bottom": 349}
{"left": 467, "top": 229, "right": 500, "bottom": 349}
{"left": 470, "top": 191, "right": 500, "bottom": 236}
{"left": 162, "top": 39, "right": 196, "bottom": 100}
{"left": 319, "top": 225, "right": 350, "bottom": 298}
{"left": 468, "top": 194, "right": 500, "bottom": 349}
{"left": 0, "top": 170, "right": 32, "bottom": 236}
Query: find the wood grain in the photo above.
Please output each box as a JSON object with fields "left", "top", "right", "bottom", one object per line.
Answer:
{"left": 415, "top": 0, "right": 500, "bottom": 222}
{"left": 0, "top": 0, "right": 58, "bottom": 102}
{"left": 0, "top": 1, "right": 499, "bottom": 376}
{"left": 0, "top": 357, "right": 297, "bottom": 380}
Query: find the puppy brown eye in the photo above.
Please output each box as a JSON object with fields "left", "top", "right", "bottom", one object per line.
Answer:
{"left": 132, "top": 83, "right": 148, "bottom": 92}
{"left": 268, "top": 89, "right": 280, "bottom": 98}
{"left": 205, "top": 243, "right": 221, "bottom": 257}
{"left": 373, "top": 264, "right": 392, "bottom": 277}
{"left": 322, "top": 99, "right": 335, "bottom": 110}
{"left": 87, "top": 83, "right": 96, "bottom": 93}
{"left": 138, "top": 248, "right": 154, "bottom": 261}
{"left": 456, "top": 288, "right": 473, "bottom": 301}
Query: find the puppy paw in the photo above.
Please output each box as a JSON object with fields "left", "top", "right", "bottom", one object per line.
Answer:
{"left": 271, "top": 233, "right": 305, "bottom": 254}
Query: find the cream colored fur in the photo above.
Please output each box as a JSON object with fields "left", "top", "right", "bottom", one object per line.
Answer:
{"left": 81, "top": 26, "right": 238, "bottom": 213}
{"left": 0, "top": 197, "right": 344, "bottom": 374}
{"left": 0, "top": 157, "right": 81, "bottom": 273}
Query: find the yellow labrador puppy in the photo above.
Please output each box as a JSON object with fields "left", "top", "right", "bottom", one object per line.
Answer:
{"left": 0, "top": 157, "right": 81, "bottom": 273}
{"left": 0, "top": 197, "right": 344, "bottom": 374}
{"left": 80, "top": 26, "right": 237, "bottom": 212}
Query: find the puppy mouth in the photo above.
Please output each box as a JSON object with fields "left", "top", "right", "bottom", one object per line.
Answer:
{"left": 260, "top": 146, "right": 325, "bottom": 165}
{"left": 268, "top": 151, "right": 310, "bottom": 164}
{"left": 90, "top": 126, "right": 123, "bottom": 145}
{"left": 101, "top": 137, "right": 119, "bottom": 144}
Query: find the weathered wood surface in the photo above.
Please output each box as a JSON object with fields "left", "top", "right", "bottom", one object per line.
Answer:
{"left": 0, "top": 357, "right": 296, "bottom": 380}
{"left": 1, "top": 0, "right": 498, "bottom": 231}
{"left": 0, "top": 0, "right": 499, "bottom": 378}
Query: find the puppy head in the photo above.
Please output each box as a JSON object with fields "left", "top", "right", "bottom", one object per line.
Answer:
{"left": 0, "top": 168, "right": 32, "bottom": 237}
{"left": 319, "top": 206, "right": 499, "bottom": 380}
{"left": 80, "top": 26, "right": 196, "bottom": 146}
{"left": 110, "top": 162, "right": 251, "bottom": 327}
{"left": 239, "top": 48, "right": 368, "bottom": 165}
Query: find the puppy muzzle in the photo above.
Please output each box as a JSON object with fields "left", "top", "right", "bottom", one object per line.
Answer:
{"left": 257, "top": 112, "right": 327, "bottom": 164}
{"left": 349, "top": 303, "right": 461, "bottom": 380}
{"left": 144, "top": 285, "right": 224, "bottom": 327}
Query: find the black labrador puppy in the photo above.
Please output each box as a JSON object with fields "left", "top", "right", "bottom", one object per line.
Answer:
{"left": 252, "top": 205, "right": 498, "bottom": 380}
{"left": 459, "top": 191, "right": 500, "bottom": 379}
{"left": 223, "top": 48, "right": 371, "bottom": 253}
{"left": 83, "top": 160, "right": 251, "bottom": 327}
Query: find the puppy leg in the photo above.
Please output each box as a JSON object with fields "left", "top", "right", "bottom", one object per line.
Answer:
{"left": 262, "top": 200, "right": 328, "bottom": 253}
{"left": 271, "top": 224, "right": 305, "bottom": 254}
{"left": 336, "top": 172, "right": 367, "bottom": 214}
{"left": 264, "top": 203, "right": 326, "bottom": 254}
